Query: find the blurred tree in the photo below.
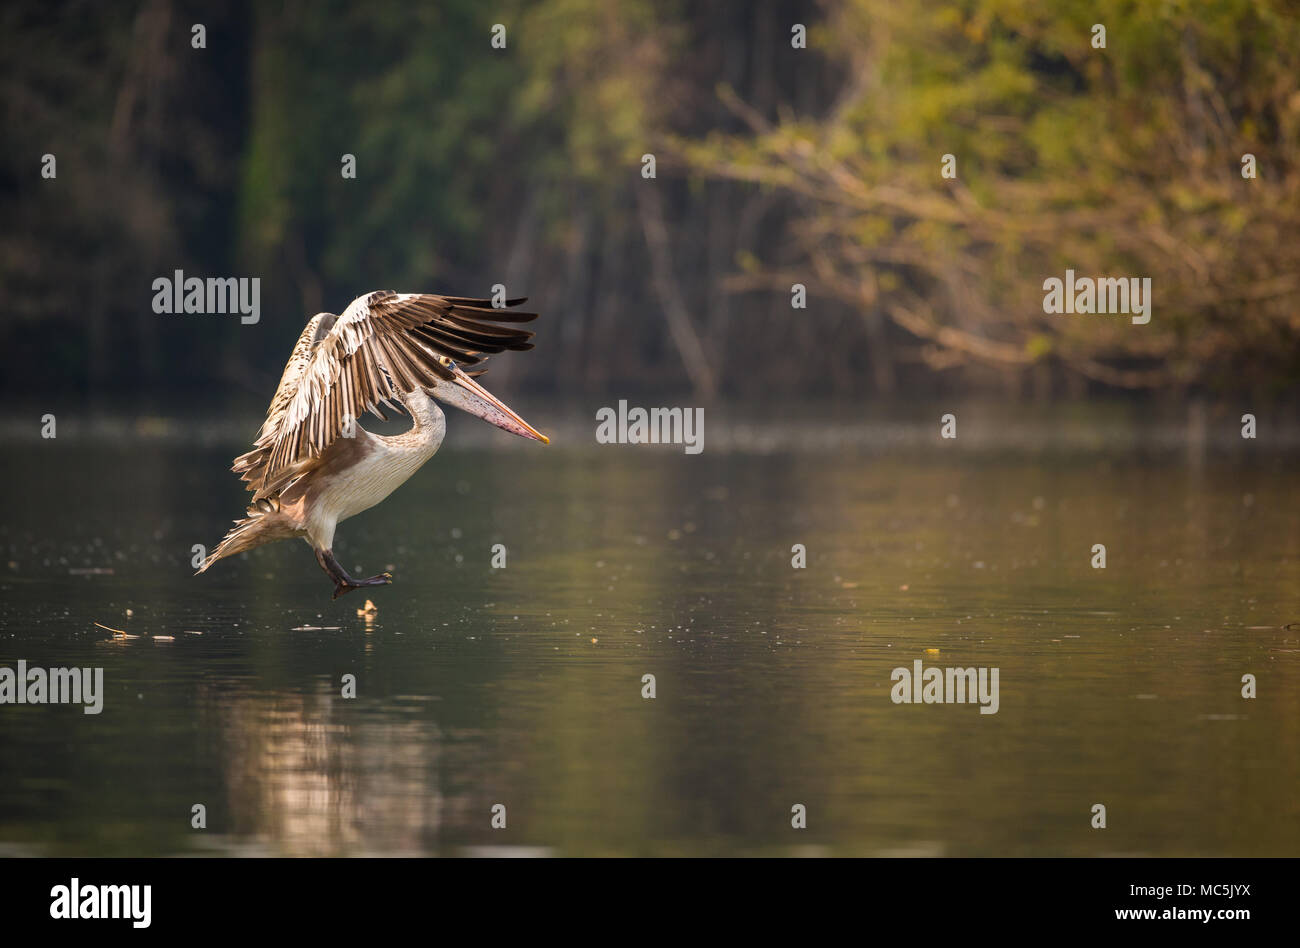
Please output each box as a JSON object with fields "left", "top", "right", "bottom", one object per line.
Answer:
{"left": 1, "top": 0, "right": 1295, "bottom": 406}
{"left": 0, "top": 0, "right": 249, "bottom": 408}
{"left": 681, "top": 0, "right": 1300, "bottom": 394}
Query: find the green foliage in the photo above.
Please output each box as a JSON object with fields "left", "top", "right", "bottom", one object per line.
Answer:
{"left": 239, "top": 1, "right": 537, "bottom": 290}
{"left": 685, "top": 0, "right": 1300, "bottom": 389}
{"left": 3, "top": 0, "right": 1295, "bottom": 400}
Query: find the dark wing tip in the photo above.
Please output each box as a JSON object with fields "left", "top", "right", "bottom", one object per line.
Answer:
{"left": 438, "top": 295, "right": 528, "bottom": 307}
{"left": 451, "top": 307, "right": 539, "bottom": 323}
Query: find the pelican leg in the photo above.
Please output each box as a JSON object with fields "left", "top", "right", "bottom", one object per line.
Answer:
{"left": 315, "top": 548, "right": 393, "bottom": 600}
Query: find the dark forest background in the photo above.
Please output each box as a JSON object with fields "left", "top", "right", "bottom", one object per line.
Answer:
{"left": 2, "top": 0, "right": 1297, "bottom": 415}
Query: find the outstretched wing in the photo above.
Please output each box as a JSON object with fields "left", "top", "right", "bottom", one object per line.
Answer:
{"left": 232, "top": 291, "right": 536, "bottom": 499}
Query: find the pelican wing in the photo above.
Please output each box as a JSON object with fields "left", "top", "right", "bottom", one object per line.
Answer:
{"left": 232, "top": 291, "right": 536, "bottom": 498}
{"left": 254, "top": 312, "right": 338, "bottom": 446}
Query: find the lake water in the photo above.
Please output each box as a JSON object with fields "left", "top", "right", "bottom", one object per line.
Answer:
{"left": 1, "top": 404, "right": 1297, "bottom": 856}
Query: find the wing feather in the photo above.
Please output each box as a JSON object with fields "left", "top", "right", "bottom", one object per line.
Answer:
{"left": 233, "top": 291, "right": 537, "bottom": 499}
{"left": 231, "top": 312, "right": 336, "bottom": 490}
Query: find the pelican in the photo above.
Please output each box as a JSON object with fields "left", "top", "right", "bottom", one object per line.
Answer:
{"left": 197, "top": 290, "right": 548, "bottom": 599}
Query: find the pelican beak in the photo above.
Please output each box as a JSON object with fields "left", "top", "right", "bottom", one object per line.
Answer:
{"left": 433, "top": 364, "right": 549, "bottom": 443}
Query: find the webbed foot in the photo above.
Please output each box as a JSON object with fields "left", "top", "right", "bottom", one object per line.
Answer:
{"left": 331, "top": 572, "right": 393, "bottom": 600}
{"left": 316, "top": 548, "right": 393, "bottom": 601}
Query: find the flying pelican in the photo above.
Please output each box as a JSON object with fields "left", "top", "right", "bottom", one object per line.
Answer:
{"left": 197, "top": 290, "right": 548, "bottom": 599}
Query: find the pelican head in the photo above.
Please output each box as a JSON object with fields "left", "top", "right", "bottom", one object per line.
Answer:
{"left": 427, "top": 361, "right": 549, "bottom": 443}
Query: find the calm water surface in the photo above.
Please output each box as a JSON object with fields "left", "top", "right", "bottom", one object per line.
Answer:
{"left": 1, "top": 411, "right": 1297, "bottom": 856}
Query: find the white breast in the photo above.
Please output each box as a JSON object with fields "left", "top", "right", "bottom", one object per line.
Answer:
{"left": 305, "top": 394, "right": 446, "bottom": 548}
